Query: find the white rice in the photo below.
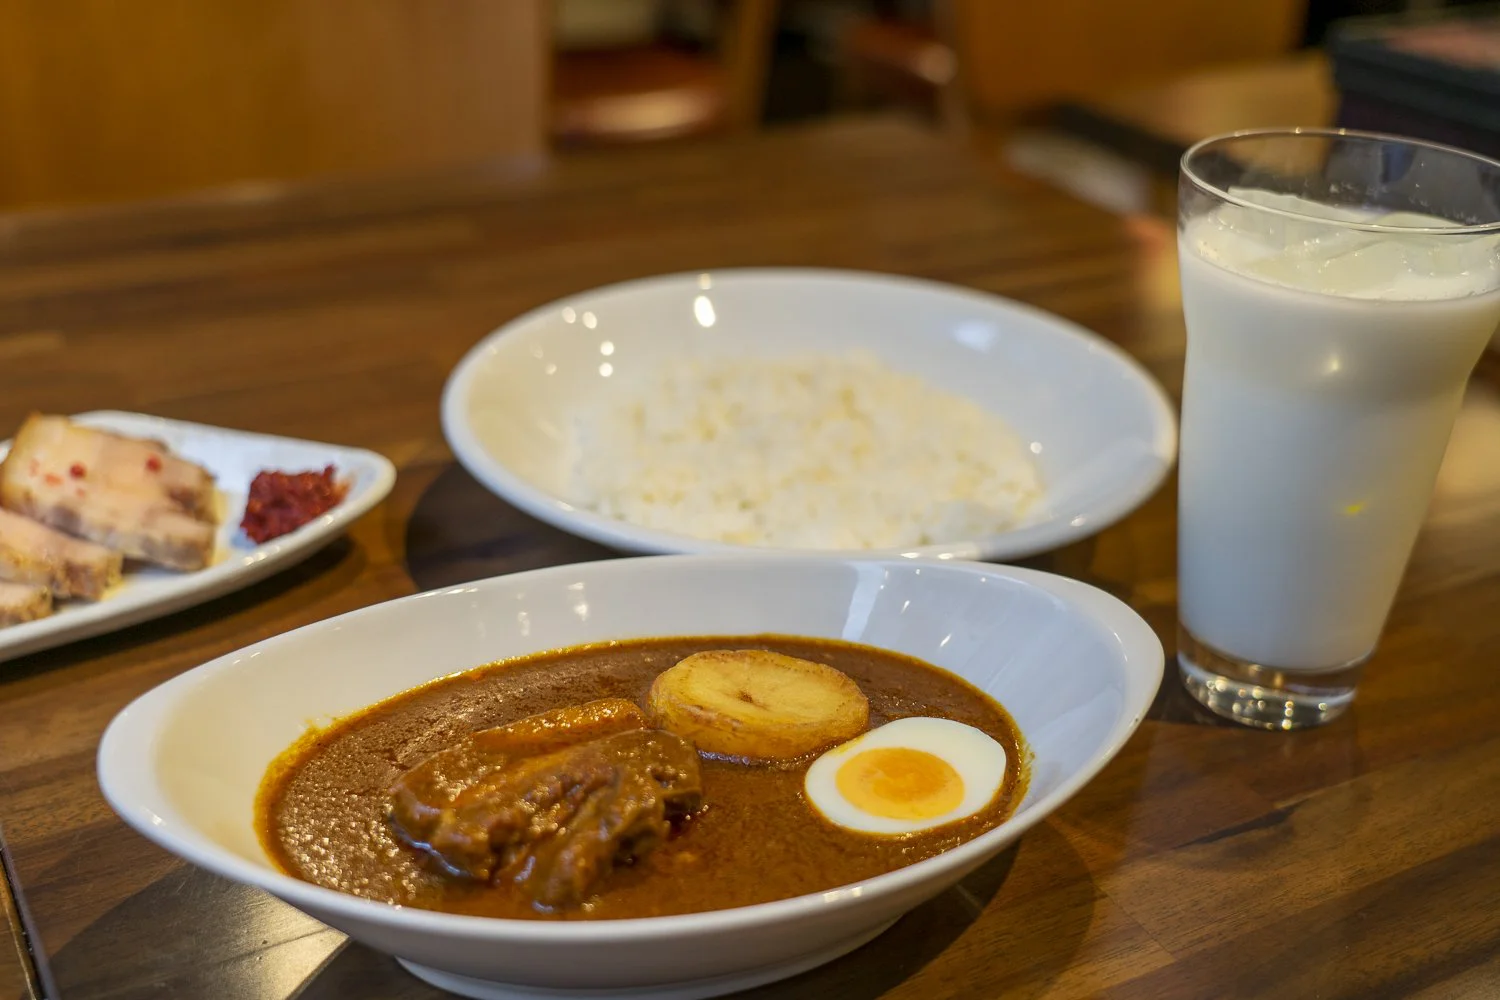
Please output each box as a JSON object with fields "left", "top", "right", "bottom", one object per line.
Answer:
{"left": 568, "top": 351, "right": 1043, "bottom": 550}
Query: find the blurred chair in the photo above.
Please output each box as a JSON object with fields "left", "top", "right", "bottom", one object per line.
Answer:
{"left": 0, "top": 1, "right": 549, "bottom": 212}
{"left": 839, "top": 1, "right": 966, "bottom": 131}
{"left": 950, "top": 0, "right": 1308, "bottom": 125}
{"left": 1056, "top": 51, "right": 1336, "bottom": 174}
{"left": 838, "top": 0, "right": 1307, "bottom": 129}
{"left": 552, "top": 0, "right": 780, "bottom": 145}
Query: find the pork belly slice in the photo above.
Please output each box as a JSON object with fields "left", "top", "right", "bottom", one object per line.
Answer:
{"left": 0, "top": 476, "right": 215, "bottom": 572}
{"left": 0, "top": 581, "right": 52, "bottom": 627}
{"left": 0, "top": 508, "right": 123, "bottom": 600}
{"left": 1, "top": 419, "right": 217, "bottom": 572}
{"left": 4, "top": 414, "right": 217, "bottom": 522}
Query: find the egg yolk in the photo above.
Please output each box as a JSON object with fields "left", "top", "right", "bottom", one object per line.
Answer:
{"left": 834, "top": 747, "right": 964, "bottom": 821}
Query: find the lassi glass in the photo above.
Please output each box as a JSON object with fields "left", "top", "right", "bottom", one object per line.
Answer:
{"left": 1177, "top": 129, "right": 1500, "bottom": 729}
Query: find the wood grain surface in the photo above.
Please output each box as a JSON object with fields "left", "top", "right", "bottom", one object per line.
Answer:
{"left": 0, "top": 117, "right": 1498, "bottom": 999}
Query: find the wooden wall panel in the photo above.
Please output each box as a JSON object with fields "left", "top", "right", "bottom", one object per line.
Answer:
{"left": 0, "top": 1, "right": 549, "bottom": 211}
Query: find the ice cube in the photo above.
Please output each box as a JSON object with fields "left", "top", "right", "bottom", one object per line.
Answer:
{"left": 1239, "top": 229, "right": 1407, "bottom": 294}
{"left": 1228, "top": 188, "right": 1373, "bottom": 224}
{"left": 1314, "top": 239, "right": 1409, "bottom": 294}
{"left": 1399, "top": 231, "right": 1500, "bottom": 281}
{"left": 1218, "top": 188, "right": 1370, "bottom": 253}
{"left": 1371, "top": 210, "right": 1455, "bottom": 229}
{"left": 1239, "top": 245, "right": 1319, "bottom": 287}
{"left": 1213, "top": 201, "right": 1286, "bottom": 251}
{"left": 1299, "top": 227, "right": 1382, "bottom": 262}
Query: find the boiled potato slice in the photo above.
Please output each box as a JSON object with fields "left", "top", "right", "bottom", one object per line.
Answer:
{"left": 647, "top": 649, "right": 869, "bottom": 762}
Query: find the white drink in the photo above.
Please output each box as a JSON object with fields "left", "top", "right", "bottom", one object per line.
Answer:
{"left": 1179, "top": 193, "right": 1500, "bottom": 670}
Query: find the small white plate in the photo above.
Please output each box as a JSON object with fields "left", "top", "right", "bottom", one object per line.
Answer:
{"left": 0, "top": 411, "right": 396, "bottom": 663}
{"left": 442, "top": 268, "right": 1177, "bottom": 561}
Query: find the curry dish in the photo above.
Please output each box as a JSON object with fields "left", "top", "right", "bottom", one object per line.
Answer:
{"left": 257, "top": 635, "right": 1027, "bottom": 920}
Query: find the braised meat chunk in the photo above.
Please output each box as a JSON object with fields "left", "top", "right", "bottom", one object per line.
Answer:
{"left": 388, "top": 706, "right": 703, "bottom": 910}
{"left": 389, "top": 698, "right": 650, "bottom": 839}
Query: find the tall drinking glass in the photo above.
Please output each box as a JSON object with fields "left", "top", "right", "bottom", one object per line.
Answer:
{"left": 1176, "top": 129, "right": 1500, "bottom": 729}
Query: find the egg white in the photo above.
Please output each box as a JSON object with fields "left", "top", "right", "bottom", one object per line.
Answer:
{"left": 803, "top": 716, "right": 1008, "bottom": 836}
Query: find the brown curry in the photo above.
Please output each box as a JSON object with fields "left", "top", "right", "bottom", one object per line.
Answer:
{"left": 257, "top": 635, "right": 1027, "bottom": 920}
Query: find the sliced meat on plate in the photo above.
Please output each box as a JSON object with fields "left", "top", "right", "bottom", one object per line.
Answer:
{"left": 0, "top": 507, "right": 124, "bottom": 600}
{"left": 0, "top": 581, "right": 52, "bottom": 627}
{"left": 3, "top": 414, "right": 216, "bottom": 519}
{"left": 1, "top": 415, "right": 218, "bottom": 571}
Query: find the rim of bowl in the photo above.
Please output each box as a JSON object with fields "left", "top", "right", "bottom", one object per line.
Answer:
{"left": 98, "top": 554, "right": 1164, "bottom": 943}
{"left": 1181, "top": 126, "right": 1500, "bottom": 236}
{"left": 440, "top": 267, "right": 1178, "bottom": 563}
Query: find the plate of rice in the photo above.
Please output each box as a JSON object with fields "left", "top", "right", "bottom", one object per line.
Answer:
{"left": 441, "top": 268, "right": 1176, "bottom": 561}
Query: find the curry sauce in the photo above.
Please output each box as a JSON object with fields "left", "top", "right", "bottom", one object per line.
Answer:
{"left": 257, "top": 635, "right": 1027, "bottom": 920}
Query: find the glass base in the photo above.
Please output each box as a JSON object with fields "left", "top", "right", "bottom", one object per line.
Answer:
{"left": 1177, "top": 624, "right": 1365, "bottom": 730}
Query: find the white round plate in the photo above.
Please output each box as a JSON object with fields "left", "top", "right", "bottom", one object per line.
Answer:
{"left": 442, "top": 268, "right": 1176, "bottom": 560}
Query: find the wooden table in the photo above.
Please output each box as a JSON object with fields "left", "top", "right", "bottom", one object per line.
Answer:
{"left": 1, "top": 117, "right": 1498, "bottom": 999}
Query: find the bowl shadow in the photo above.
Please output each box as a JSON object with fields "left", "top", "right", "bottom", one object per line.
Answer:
{"left": 403, "top": 463, "right": 617, "bottom": 593}
{"left": 45, "top": 863, "right": 342, "bottom": 1000}
{"left": 734, "top": 822, "right": 1098, "bottom": 999}
{"left": 43, "top": 824, "right": 1098, "bottom": 1000}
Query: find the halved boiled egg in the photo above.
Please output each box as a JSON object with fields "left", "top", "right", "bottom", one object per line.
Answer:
{"left": 803, "top": 716, "right": 1007, "bottom": 835}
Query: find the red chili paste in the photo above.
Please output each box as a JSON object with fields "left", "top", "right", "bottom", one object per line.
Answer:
{"left": 241, "top": 466, "right": 349, "bottom": 544}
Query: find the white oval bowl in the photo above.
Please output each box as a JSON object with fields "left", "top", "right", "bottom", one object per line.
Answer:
{"left": 98, "top": 555, "right": 1163, "bottom": 1000}
{"left": 442, "top": 268, "right": 1177, "bottom": 561}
